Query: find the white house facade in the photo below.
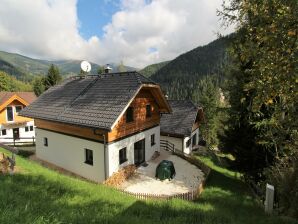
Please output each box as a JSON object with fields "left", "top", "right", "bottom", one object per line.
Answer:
{"left": 0, "top": 120, "right": 35, "bottom": 143}
{"left": 107, "top": 125, "right": 160, "bottom": 177}
{"left": 36, "top": 128, "right": 106, "bottom": 182}
{"left": 160, "top": 100, "right": 204, "bottom": 155}
{"left": 20, "top": 72, "right": 171, "bottom": 183}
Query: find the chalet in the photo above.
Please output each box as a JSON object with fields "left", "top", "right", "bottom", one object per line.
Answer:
{"left": 20, "top": 72, "right": 171, "bottom": 183}
{"left": 0, "top": 92, "right": 36, "bottom": 143}
{"left": 160, "top": 100, "right": 204, "bottom": 154}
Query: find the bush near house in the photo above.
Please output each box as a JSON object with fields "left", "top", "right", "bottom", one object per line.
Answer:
{"left": 0, "top": 147, "right": 296, "bottom": 224}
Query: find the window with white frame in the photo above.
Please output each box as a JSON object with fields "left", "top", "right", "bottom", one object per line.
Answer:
{"left": 6, "top": 106, "right": 13, "bottom": 121}
{"left": 15, "top": 105, "right": 23, "bottom": 114}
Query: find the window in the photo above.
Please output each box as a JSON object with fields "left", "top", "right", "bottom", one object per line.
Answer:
{"left": 43, "top": 137, "right": 48, "bottom": 146}
{"left": 6, "top": 106, "right": 13, "bottom": 121}
{"left": 1, "top": 129, "right": 7, "bottom": 136}
{"left": 126, "top": 107, "right": 134, "bottom": 123}
{"left": 25, "top": 126, "right": 29, "bottom": 132}
{"left": 30, "top": 126, "right": 34, "bottom": 131}
{"left": 15, "top": 105, "right": 22, "bottom": 113}
{"left": 85, "top": 149, "right": 93, "bottom": 165}
{"left": 146, "top": 104, "right": 152, "bottom": 118}
{"left": 119, "top": 147, "right": 127, "bottom": 165}
{"left": 151, "top": 134, "right": 155, "bottom": 146}
{"left": 186, "top": 139, "right": 191, "bottom": 148}
{"left": 192, "top": 134, "right": 197, "bottom": 146}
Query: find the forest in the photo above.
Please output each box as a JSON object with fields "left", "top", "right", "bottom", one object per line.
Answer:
{"left": 143, "top": 0, "right": 297, "bottom": 218}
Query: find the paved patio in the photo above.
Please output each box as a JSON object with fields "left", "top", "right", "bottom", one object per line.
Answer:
{"left": 120, "top": 150, "right": 205, "bottom": 195}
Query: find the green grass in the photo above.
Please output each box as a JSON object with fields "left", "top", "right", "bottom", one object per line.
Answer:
{"left": 0, "top": 148, "right": 296, "bottom": 224}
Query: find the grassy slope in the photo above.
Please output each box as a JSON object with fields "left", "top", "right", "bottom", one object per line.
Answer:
{"left": 0, "top": 148, "right": 296, "bottom": 224}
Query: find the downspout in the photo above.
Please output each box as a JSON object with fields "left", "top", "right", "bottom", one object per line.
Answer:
{"left": 94, "top": 129, "right": 108, "bottom": 180}
{"left": 182, "top": 137, "right": 185, "bottom": 154}
{"left": 102, "top": 134, "right": 108, "bottom": 180}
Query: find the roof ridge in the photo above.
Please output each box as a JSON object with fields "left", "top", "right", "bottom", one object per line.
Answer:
{"left": 134, "top": 71, "right": 156, "bottom": 84}
{"left": 134, "top": 71, "right": 142, "bottom": 84}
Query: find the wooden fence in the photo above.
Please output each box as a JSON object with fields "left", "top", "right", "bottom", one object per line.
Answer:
{"left": 120, "top": 187, "right": 202, "bottom": 201}
{"left": 0, "top": 137, "right": 35, "bottom": 146}
{"left": 160, "top": 139, "right": 175, "bottom": 152}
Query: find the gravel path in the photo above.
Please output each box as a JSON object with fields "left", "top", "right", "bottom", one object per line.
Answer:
{"left": 120, "top": 150, "right": 205, "bottom": 195}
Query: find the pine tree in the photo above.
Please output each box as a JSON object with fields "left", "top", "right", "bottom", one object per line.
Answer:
{"left": 32, "top": 76, "right": 46, "bottom": 96}
{"left": 44, "top": 64, "right": 62, "bottom": 90}
{"left": 192, "top": 75, "right": 220, "bottom": 145}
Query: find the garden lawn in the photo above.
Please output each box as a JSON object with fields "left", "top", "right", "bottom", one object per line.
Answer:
{"left": 0, "top": 148, "right": 296, "bottom": 224}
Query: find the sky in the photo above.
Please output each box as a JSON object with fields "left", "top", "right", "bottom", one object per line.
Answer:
{"left": 0, "top": 0, "right": 234, "bottom": 68}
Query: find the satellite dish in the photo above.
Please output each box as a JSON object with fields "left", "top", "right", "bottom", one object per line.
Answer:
{"left": 80, "top": 60, "right": 91, "bottom": 73}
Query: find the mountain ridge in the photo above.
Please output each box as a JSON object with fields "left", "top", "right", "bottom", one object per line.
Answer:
{"left": 0, "top": 50, "right": 136, "bottom": 81}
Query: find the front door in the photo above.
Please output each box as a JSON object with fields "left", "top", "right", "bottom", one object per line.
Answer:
{"left": 13, "top": 128, "right": 20, "bottom": 140}
{"left": 134, "top": 139, "right": 145, "bottom": 166}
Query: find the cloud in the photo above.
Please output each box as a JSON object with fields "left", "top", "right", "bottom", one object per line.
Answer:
{"left": 0, "top": 0, "right": 234, "bottom": 68}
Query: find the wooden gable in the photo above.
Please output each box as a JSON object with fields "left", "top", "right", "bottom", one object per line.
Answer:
{"left": 192, "top": 108, "right": 205, "bottom": 132}
{"left": 0, "top": 96, "right": 33, "bottom": 124}
{"left": 107, "top": 88, "right": 161, "bottom": 142}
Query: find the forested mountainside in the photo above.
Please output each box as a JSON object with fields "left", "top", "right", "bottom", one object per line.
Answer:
{"left": 139, "top": 61, "right": 169, "bottom": 77}
{"left": 143, "top": 35, "right": 233, "bottom": 100}
{"left": 0, "top": 51, "right": 135, "bottom": 81}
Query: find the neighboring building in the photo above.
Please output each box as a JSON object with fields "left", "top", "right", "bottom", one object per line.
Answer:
{"left": 160, "top": 100, "right": 204, "bottom": 154}
{"left": 20, "top": 72, "right": 171, "bottom": 183}
{"left": 0, "top": 92, "right": 37, "bottom": 143}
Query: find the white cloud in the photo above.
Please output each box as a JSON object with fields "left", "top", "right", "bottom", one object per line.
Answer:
{"left": 0, "top": 0, "right": 234, "bottom": 68}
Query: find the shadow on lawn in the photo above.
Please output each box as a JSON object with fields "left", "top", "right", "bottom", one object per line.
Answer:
{"left": 0, "top": 173, "right": 128, "bottom": 223}
{"left": 0, "top": 171, "right": 295, "bottom": 224}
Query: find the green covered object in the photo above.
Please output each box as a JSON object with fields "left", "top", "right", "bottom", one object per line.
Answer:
{"left": 155, "top": 160, "right": 176, "bottom": 180}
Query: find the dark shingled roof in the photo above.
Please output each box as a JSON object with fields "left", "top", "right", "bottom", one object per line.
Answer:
{"left": 160, "top": 100, "right": 200, "bottom": 137}
{"left": 20, "top": 72, "right": 156, "bottom": 131}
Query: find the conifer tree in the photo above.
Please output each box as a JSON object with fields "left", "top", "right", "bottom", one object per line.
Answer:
{"left": 44, "top": 64, "right": 62, "bottom": 90}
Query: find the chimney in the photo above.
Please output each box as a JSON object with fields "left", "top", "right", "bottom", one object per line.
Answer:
{"left": 104, "top": 64, "right": 112, "bottom": 73}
